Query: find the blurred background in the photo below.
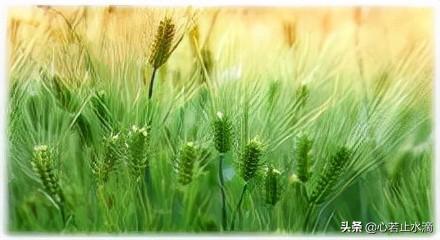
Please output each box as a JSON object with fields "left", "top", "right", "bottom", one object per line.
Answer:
{"left": 7, "top": 6, "right": 433, "bottom": 81}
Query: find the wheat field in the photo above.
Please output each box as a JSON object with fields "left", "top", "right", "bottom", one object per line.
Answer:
{"left": 7, "top": 6, "right": 433, "bottom": 234}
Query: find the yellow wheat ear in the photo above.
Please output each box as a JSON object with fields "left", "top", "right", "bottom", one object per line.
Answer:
{"left": 148, "top": 17, "right": 176, "bottom": 69}
{"left": 146, "top": 16, "right": 187, "bottom": 99}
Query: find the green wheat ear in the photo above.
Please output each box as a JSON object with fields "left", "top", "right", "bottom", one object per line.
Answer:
{"left": 213, "top": 112, "right": 233, "bottom": 153}
{"left": 148, "top": 17, "right": 176, "bottom": 69}
{"left": 127, "top": 125, "right": 150, "bottom": 181}
{"left": 41, "top": 70, "right": 78, "bottom": 114}
{"left": 177, "top": 142, "right": 199, "bottom": 185}
{"left": 31, "top": 145, "right": 63, "bottom": 205}
{"left": 264, "top": 165, "right": 282, "bottom": 206}
{"left": 295, "top": 84, "right": 309, "bottom": 108}
{"left": 309, "top": 146, "right": 351, "bottom": 204}
{"left": 91, "top": 133, "right": 121, "bottom": 185}
{"left": 90, "top": 90, "right": 115, "bottom": 133}
{"left": 239, "top": 138, "right": 264, "bottom": 182}
{"left": 295, "top": 135, "right": 313, "bottom": 183}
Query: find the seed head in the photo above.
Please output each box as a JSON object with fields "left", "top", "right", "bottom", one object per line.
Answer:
{"left": 148, "top": 17, "right": 176, "bottom": 69}
{"left": 309, "top": 146, "right": 351, "bottom": 204}
{"left": 44, "top": 72, "right": 77, "bottom": 113}
{"left": 31, "top": 145, "right": 63, "bottom": 204}
{"left": 177, "top": 142, "right": 199, "bottom": 185}
{"left": 295, "top": 135, "right": 313, "bottom": 182}
{"left": 127, "top": 125, "right": 150, "bottom": 180}
{"left": 91, "top": 133, "right": 121, "bottom": 185}
{"left": 213, "top": 112, "right": 233, "bottom": 153}
{"left": 295, "top": 84, "right": 309, "bottom": 109}
{"left": 283, "top": 21, "right": 297, "bottom": 47}
{"left": 264, "top": 165, "right": 282, "bottom": 206}
{"left": 90, "top": 90, "right": 114, "bottom": 133}
{"left": 239, "top": 138, "right": 264, "bottom": 182}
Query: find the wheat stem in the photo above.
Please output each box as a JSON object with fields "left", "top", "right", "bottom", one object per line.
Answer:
{"left": 303, "top": 203, "right": 315, "bottom": 232}
{"left": 97, "top": 185, "right": 116, "bottom": 231}
{"left": 136, "top": 183, "right": 149, "bottom": 230}
{"left": 268, "top": 205, "right": 275, "bottom": 231}
{"left": 218, "top": 153, "right": 227, "bottom": 231}
{"left": 148, "top": 68, "right": 158, "bottom": 100}
{"left": 230, "top": 182, "right": 248, "bottom": 231}
{"left": 143, "top": 165, "right": 154, "bottom": 202}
